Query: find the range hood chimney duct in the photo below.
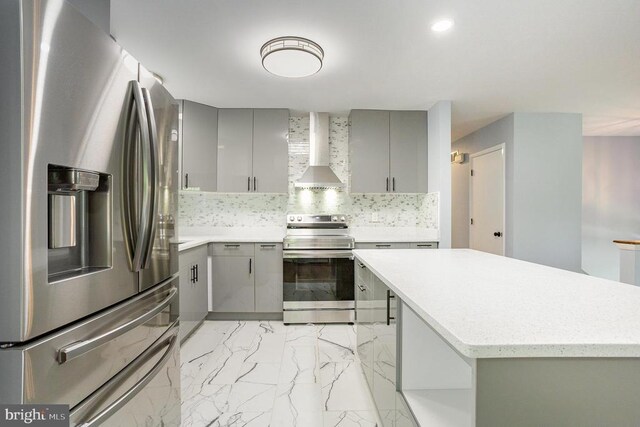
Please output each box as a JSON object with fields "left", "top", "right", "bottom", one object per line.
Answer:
{"left": 295, "top": 112, "right": 344, "bottom": 189}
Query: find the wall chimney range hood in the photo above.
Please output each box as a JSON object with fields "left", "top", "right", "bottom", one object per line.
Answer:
{"left": 295, "top": 112, "right": 344, "bottom": 189}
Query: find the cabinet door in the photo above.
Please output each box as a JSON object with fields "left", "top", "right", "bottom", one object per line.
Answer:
{"left": 350, "top": 110, "right": 390, "bottom": 193}
{"left": 217, "top": 109, "right": 253, "bottom": 192}
{"left": 181, "top": 100, "right": 218, "bottom": 191}
{"left": 389, "top": 111, "right": 428, "bottom": 193}
{"left": 255, "top": 243, "right": 283, "bottom": 312}
{"left": 194, "top": 246, "right": 209, "bottom": 322}
{"left": 356, "top": 262, "right": 374, "bottom": 389}
{"left": 210, "top": 256, "right": 255, "bottom": 312}
{"left": 252, "top": 109, "right": 289, "bottom": 193}
{"left": 373, "top": 277, "right": 397, "bottom": 427}
{"left": 178, "top": 248, "right": 198, "bottom": 343}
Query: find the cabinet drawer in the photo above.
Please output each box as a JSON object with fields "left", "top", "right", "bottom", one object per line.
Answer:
{"left": 410, "top": 242, "right": 438, "bottom": 249}
{"left": 356, "top": 243, "right": 410, "bottom": 249}
{"left": 210, "top": 242, "right": 254, "bottom": 256}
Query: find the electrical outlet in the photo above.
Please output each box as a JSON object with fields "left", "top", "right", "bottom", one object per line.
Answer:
{"left": 371, "top": 212, "right": 379, "bottom": 223}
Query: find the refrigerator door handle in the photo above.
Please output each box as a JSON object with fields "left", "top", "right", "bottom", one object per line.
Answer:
{"left": 122, "top": 80, "right": 152, "bottom": 272}
{"left": 57, "top": 286, "right": 177, "bottom": 364}
{"left": 70, "top": 326, "right": 178, "bottom": 426}
{"left": 140, "top": 88, "right": 159, "bottom": 269}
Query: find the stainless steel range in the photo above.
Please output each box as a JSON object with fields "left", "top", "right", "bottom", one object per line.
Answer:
{"left": 283, "top": 214, "right": 355, "bottom": 324}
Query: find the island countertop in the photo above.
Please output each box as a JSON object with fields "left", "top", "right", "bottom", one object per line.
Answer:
{"left": 353, "top": 248, "right": 640, "bottom": 358}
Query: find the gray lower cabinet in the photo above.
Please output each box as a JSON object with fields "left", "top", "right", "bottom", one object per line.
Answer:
{"left": 409, "top": 242, "right": 437, "bottom": 249}
{"left": 356, "top": 260, "right": 374, "bottom": 387}
{"left": 255, "top": 243, "right": 283, "bottom": 312}
{"left": 356, "top": 242, "right": 410, "bottom": 249}
{"left": 355, "top": 242, "right": 438, "bottom": 250}
{"left": 372, "top": 275, "right": 397, "bottom": 427}
{"left": 179, "top": 245, "right": 209, "bottom": 343}
{"left": 210, "top": 243, "right": 283, "bottom": 313}
{"left": 181, "top": 100, "right": 218, "bottom": 191}
{"left": 357, "top": 263, "right": 414, "bottom": 427}
{"left": 210, "top": 245, "right": 255, "bottom": 313}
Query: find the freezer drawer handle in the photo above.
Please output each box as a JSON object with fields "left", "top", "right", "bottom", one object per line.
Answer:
{"left": 71, "top": 328, "right": 178, "bottom": 426}
{"left": 57, "top": 287, "right": 177, "bottom": 364}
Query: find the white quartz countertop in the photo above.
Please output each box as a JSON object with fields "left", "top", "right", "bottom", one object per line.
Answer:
{"left": 350, "top": 227, "right": 439, "bottom": 243}
{"left": 178, "top": 227, "right": 286, "bottom": 252}
{"left": 353, "top": 249, "right": 640, "bottom": 358}
{"left": 178, "top": 226, "right": 439, "bottom": 251}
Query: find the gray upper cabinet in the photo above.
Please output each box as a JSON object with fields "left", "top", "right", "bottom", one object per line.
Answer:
{"left": 217, "top": 109, "right": 254, "bottom": 192}
{"left": 217, "top": 108, "right": 289, "bottom": 193}
{"left": 350, "top": 109, "right": 428, "bottom": 193}
{"left": 390, "top": 111, "right": 428, "bottom": 193}
{"left": 350, "top": 110, "right": 390, "bottom": 193}
{"left": 252, "top": 109, "right": 289, "bottom": 193}
{"left": 181, "top": 100, "right": 218, "bottom": 191}
{"left": 254, "top": 243, "right": 283, "bottom": 312}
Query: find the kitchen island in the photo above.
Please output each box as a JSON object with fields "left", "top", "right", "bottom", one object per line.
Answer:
{"left": 354, "top": 249, "right": 640, "bottom": 426}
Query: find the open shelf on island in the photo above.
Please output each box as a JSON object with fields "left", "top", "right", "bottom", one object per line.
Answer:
{"left": 403, "top": 388, "right": 472, "bottom": 427}
{"left": 400, "top": 301, "right": 475, "bottom": 426}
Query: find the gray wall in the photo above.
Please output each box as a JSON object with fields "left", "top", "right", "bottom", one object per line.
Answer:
{"left": 451, "top": 114, "right": 514, "bottom": 249}
{"left": 583, "top": 136, "right": 640, "bottom": 280}
{"left": 451, "top": 113, "right": 583, "bottom": 272}
{"left": 428, "top": 101, "right": 452, "bottom": 248}
{"left": 511, "top": 113, "right": 582, "bottom": 272}
{"left": 67, "top": 0, "right": 110, "bottom": 35}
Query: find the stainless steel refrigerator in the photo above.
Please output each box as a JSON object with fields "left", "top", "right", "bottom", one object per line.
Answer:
{"left": 0, "top": 0, "right": 181, "bottom": 425}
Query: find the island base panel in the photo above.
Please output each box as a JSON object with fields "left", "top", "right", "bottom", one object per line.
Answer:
{"left": 476, "top": 357, "right": 640, "bottom": 426}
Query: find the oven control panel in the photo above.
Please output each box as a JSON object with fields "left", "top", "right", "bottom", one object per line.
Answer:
{"left": 287, "top": 214, "right": 348, "bottom": 228}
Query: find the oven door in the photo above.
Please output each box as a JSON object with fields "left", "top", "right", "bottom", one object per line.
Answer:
{"left": 283, "top": 250, "right": 355, "bottom": 308}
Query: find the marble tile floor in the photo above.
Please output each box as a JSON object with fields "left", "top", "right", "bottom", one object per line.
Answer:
{"left": 180, "top": 320, "right": 378, "bottom": 427}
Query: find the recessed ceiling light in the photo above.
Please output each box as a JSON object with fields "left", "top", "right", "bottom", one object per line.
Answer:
{"left": 431, "top": 19, "right": 454, "bottom": 32}
{"left": 260, "top": 36, "right": 324, "bottom": 78}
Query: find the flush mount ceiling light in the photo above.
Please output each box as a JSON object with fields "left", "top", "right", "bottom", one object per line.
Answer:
{"left": 260, "top": 36, "right": 324, "bottom": 78}
{"left": 431, "top": 19, "right": 454, "bottom": 32}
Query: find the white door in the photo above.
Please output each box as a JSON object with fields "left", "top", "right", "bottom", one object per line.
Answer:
{"left": 470, "top": 144, "right": 505, "bottom": 255}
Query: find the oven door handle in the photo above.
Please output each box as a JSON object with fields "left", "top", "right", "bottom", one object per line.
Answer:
{"left": 283, "top": 250, "right": 354, "bottom": 260}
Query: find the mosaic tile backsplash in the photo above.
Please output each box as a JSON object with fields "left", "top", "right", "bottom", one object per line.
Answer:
{"left": 179, "top": 116, "right": 439, "bottom": 228}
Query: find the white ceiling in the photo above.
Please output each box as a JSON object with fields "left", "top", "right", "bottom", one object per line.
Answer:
{"left": 111, "top": 0, "right": 640, "bottom": 140}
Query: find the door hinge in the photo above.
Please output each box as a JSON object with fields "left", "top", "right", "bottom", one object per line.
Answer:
{"left": 470, "top": 218, "right": 474, "bottom": 225}
{"left": 470, "top": 169, "right": 474, "bottom": 176}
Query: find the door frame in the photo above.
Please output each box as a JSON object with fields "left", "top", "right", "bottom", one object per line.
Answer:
{"left": 469, "top": 143, "right": 506, "bottom": 255}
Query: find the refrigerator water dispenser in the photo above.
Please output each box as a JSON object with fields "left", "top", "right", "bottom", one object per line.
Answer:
{"left": 47, "top": 165, "right": 112, "bottom": 283}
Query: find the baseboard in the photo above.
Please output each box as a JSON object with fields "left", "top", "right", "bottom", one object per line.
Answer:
{"left": 205, "top": 312, "right": 284, "bottom": 321}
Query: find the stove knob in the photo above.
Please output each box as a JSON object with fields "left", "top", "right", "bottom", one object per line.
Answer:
{"left": 297, "top": 216, "right": 302, "bottom": 221}
{"left": 288, "top": 216, "right": 295, "bottom": 222}
{"left": 340, "top": 216, "right": 346, "bottom": 222}
{"left": 331, "top": 216, "right": 338, "bottom": 222}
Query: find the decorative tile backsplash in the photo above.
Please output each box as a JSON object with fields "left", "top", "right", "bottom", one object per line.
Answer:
{"left": 179, "top": 116, "right": 439, "bottom": 228}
